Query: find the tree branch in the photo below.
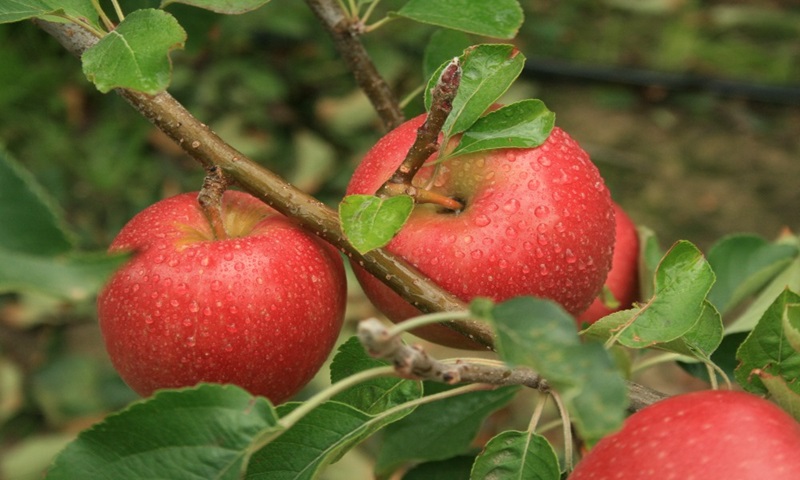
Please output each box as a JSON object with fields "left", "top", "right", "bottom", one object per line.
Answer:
{"left": 304, "top": 0, "right": 405, "bottom": 131}
{"left": 35, "top": 18, "right": 495, "bottom": 350}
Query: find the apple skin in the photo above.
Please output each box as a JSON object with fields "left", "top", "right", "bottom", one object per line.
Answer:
{"left": 347, "top": 113, "right": 615, "bottom": 348}
{"left": 97, "top": 191, "right": 347, "bottom": 404}
{"left": 569, "top": 390, "right": 800, "bottom": 480}
{"left": 577, "top": 202, "right": 640, "bottom": 325}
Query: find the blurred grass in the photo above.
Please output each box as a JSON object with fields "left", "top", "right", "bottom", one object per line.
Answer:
{"left": 1, "top": 1, "right": 799, "bottom": 477}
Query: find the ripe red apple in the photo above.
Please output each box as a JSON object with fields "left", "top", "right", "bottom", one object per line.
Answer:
{"left": 96, "top": 190, "right": 347, "bottom": 404}
{"left": 577, "top": 201, "right": 640, "bottom": 325}
{"left": 569, "top": 390, "right": 800, "bottom": 480}
{"left": 346, "top": 113, "right": 615, "bottom": 348}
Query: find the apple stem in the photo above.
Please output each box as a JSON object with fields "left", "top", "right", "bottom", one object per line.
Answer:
{"left": 376, "top": 58, "right": 464, "bottom": 212}
{"left": 198, "top": 165, "right": 232, "bottom": 240}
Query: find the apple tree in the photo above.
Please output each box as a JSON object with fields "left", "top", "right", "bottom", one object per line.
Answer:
{"left": 1, "top": 1, "right": 800, "bottom": 479}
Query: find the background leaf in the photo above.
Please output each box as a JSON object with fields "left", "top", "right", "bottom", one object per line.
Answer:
{"left": 160, "top": 0, "right": 271, "bottom": 14}
{"left": 339, "top": 194, "right": 413, "bottom": 254}
{"left": 707, "top": 233, "right": 798, "bottom": 314}
{"left": 374, "top": 383, "right": 518, "bottom": 477}
{"left": 82, "top": 9, "right": 187, "bottom": 93}
{"left": 735, "top": 289, "right": 800, "bottom": 395}
{"left": 330, "top": 337, "right": 422, "bottom": 414}
{"left": 470, "top": 430, "right": 560, "bottom": 480}
{"left": 0, "top": 0, "right": 55, "bottom": 23}
{"left": 246, "top": 400, "right": 415, "bottom": 480}
{"left": 726, "top": 255, "right": 800, "bottom": 334}
{"left": 451, "top": 99, "right": 555, "bottom": 156}
{"left": 0, "top": 147, "right": 73, "bottom": 255}
{"left": 393, "top": 0, "right": 523, "bottom": 39}
{"left": 46, "top": 384, "right": 280, "bottom": 480}
{"left": 486, "top": 297, "right": 627, "bottom": 444}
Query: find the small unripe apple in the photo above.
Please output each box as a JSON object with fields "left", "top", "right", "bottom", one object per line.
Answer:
{"left": 577, "top": 201, "right": 640, "bottom": 325}
{"left": 347, "top": 113, "right": 615, "bottom": 348}
{"left": 570, "top": 390, "right": 800, "bottom": 479}
{"left": 97, "top": 191, "right": 347, "bottom": 403}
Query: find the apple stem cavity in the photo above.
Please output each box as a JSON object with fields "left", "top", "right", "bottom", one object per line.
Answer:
{"left": 377, "top": 58, "right": 464, "bottom": 212}
{"left": 198, "top": 165, "right": 233, "bottom": 240}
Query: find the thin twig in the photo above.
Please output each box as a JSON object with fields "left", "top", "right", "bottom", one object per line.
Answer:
{"left": 304, "top": 0, "right": 404, "bottom": 131}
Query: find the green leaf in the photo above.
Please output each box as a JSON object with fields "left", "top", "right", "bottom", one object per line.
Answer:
{"left": 375, "top": 383, "right": 519, "bottom": 477}
{"left": 451, "top": 100, "right": 555, "bottom": 156}
{"left": 0, "top": 0, "right": 99, "bottom": 25}
{"left": 161, "top": 0, "right": 271, "bottom": 14}
{"left": 620, "top": 241, "right": 715, "bottom": 348}
{"left": 425, "top": 44, "right": 525, "bottom": 137}
{"left": 247, "top": 400, "right": 415, "bottom": 480}
{"left": 707, "top": 234, "right": 798, "bottom": 314}
{"left": 423, "top": 29, "right": 472, "bottom": 86}
{"left": 82, "top": 9, "right": 186, "bottom": 94}
{"left": 735, "top": 289, "right": 800, "bottom": 395}
{"left": 783, "top": 303, "right": 800, "bottom": 352}
{"left": 0, "top": 249, "right": 128, "bottom": 301}
{"left": 678, "top": 331, "right": 749, "bottom": 384}
{"left": 394, "top": 0, "right": 523, "bottom": 39}
{"left": 657, "top": 300, "right": 723, "bottom": 359}
{"left": 339, "top": 194, "right": 413, "bottom": 254}
{"left": 470, "top": 430, "right": 560, "bottom": 480}
{"left": 0, "top": 147, "right": 73, "bottom": 255}
{"left": 46, "top": 384, "right": 280, "bottom": 480}
{"left": 485, "top": 297, "right": 627, "bottom": 444}
{"left": 329, "top": 337, "right": 422, "bottom": 415}
{"left": 637, "top": 226, "right": 663, "bottom": 301}
{"left": 754, "top": 370, "right": 800, "bottom": 422}
{"left": 727, "top": 255, "right": 800, "bottom": 334}
{"left": 404, "top": 456, "right": 476, "bottom": 479}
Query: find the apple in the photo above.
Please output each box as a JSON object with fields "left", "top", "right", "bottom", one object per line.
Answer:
{"left": 346, "top": 113, "right": 616, "bottom": 348}
{"left": 569, "top": 390, "right": 800, "bottom": 479}
{"left": 577, "top": 201, "right": 640, "bottom": 325}
{"left": 96, "top": 190, "right": 347, "bottom": 403}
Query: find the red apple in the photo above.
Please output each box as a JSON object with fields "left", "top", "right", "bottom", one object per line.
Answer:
{"left": 346, "top": 113, "right": 615, "bottom": 348}
{"left": 97, "top": 191, "right": 346, "bottom": 404}
{"left": 577, "top": 202, "right": 640, "bottom": 325}
{"left": 570, "top": 390, "right": 800, "bottom": 480}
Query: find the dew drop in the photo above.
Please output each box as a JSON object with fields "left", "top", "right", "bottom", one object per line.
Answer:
{"left": 132, "top": 284, "right": 140, "bottom": 293}
{"left": 144, "top": 316, "right": 154, "bottom": 325}
{"left": 224, "top": 344, "right": 234, "bottom": 352}
{"left": 527, "top": 179, "right": 541, "bottom": 191}
{"left": 505, "top": 151, "right": 518, "bottom": 162}
{"left": 170, "top": 299, "right": 179, "bottom": 307}
{"left": 257, "top": 277, "right": 264, "bottom": 285}
{"left": 474, "top": 215, "right": 491, "bottom": 227}
{"left": 503, "top": 198, "right": 521, "bottom": 214}
{"left": 229, "top": 306, "right": 238, "bottom": 314}
{"left": 176, "top": 283, "right": 187, "bottom": 294}
{"left": 186, "top": 336, "right": 196, "bottom": 347}
{"left": 189, "top": 301, "right": 199, "bottom": 313}
{"left": 539, "top": 264, "right": 549, "bottom": 276}
{"left": 537, "top": 223, "right": 548, "bottom": 234}
{"left": 211, "top": 280, "right": 222, "bottom": 291}
{"left": 534, "top": 205, "right": 550, "bottom": 218}
{"left": 565, "top": 248, "right": 577, "bottom": 264}
{"left": 203, "top": 306, "right": 212, "bottom": 316}
{"left": 223, "top": 251, "right": 234, "bottom": 261}
{"left": 555, "top": 222, "right": 566, "bottom": 233}
{"left": 538, "top": 156, "right": 552, "bottom": 167}
{"left": 471, "top": 250, "right": 483, "bottom": 259}
{"left": 182, "top": 318, "right": 192, "bottom": 327}
{"left": 483, "top": 237, "right": 494, "bottom": 246}
{"left": 505, "top": 226, "right": 518, "bottom": 238}
{"left": 227, "top": 324, "right": 237, "bottom": 333}
{"left": 464, "top": 235, "right": 474, "bottom": 244}
{"left": 154, "top": 255, "right": 165, "bottom": 264}
{"left": 535, "top": 247, "right": 545, "bottom": 258}
{"left": 537, "top": 234, "right": 549, "bottom": 246}
{"left": 200, "top": 257, "right": 210, "bottom": 267}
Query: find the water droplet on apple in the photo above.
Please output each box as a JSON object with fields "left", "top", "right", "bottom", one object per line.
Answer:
{"left": 227, "top": 324, "right": 237, "bottom": 333}
{"left": 534, "top": 205, "right": 549, "bottom": 218}
{"left": 170, "top": 299, "right": 179, "bottom": 307}
{"left": 186, "top": 336, "right": 196, "bottom": 347}
{"left": 537, "top": 234, "right": 549, "bottom": 246}
{"left": 229, "top": 306, "right": 238, "bottom": 314}
{"left": 539, "top": 264, "right": 549, "bottom": 276}
{"left": 555, "top": 222, "right": 566, "bottom": 233}
{"left": 471, "top": 250, "right": 483, "bottom": 259}
{"left": 537, "top": 223, "right": 547, "bottom": 234}
{"left": 503, "top": 244, "right": 516, "bottom": 253}
{"left": 455, "top": 250, "right": 465, "bottom": 258}
{"left": 535, "top": 247, "right": 545, "bottom": 258}
{"left": 182, "top": 318, "right": 192, "bottom": 327}
{"left": 132, "top": 284, "right": 140, "bottom": 293}
{"left": 200, "top": 257, "right": 210, "bottom": 267}
{"left": 203, "top": 306, "right": 212, "bottom": 316}
{"left": 224, "top": 344, "right": 234, "bottom": 352}
{"left": 474, "top": 215, "right": 491, "bottom": 227}
{"left": 499, "top": 259, "right": 508, "bottom": 269}
{"left": 189, "top": 301, "right": 199, "bottom": 313}
{"left": 464, "top": 235, "right": 474, "bottom": 244}
{"left": 256, "top": 277, "right": 264, "bottom": 285}
{"left": 538, "top": 156, "right": 552, "bottom": 167}
{"left": 154, "top": 255, "right": 165, "bottom": 264}
{"left": 503, "top": 198, "right": 520, "bottom": 214}
{"left": 527, "top": 179, "right": 540, "bottom": 190}
{"left": 144, "top": 316, "right": 154, "bottom": 325}
{"left": 522, "top": 265, "right": 531, "bottom": 274}
{"left": 565, "top": 249, "right": 577, "bottom": 264}
{"left": 505, "top": 226, "right": 517, "bottom": 238}
{"left": 223, "top": 251, "right": 234, "bottom": 261}
{"left": 234, "top": 262, "right": 245, "bottom": 271}
{"left": 211, "top": 280, "right": 222, "bottom": 291}
{"left": 505, "top": 151, "right": 518, "bottom": 162}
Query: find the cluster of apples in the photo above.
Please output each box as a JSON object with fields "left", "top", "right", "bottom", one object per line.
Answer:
{"left": 96, "top": 109, "right": 800, "bottom": 478}
{"left": 97, "top": 111, "right": 638, "bottom": 402}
